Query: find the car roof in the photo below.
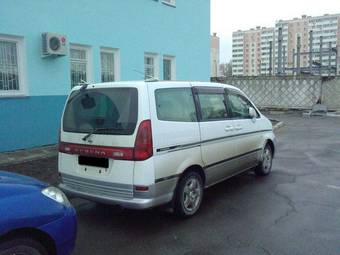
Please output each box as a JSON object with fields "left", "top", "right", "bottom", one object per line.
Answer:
{"left": 72, "top": 81, "right": 240, "bottom": 92}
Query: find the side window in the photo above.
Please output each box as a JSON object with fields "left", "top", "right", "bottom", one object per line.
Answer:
{"left": 227, "top": 93, "right": 257, "bottom": 119}
{"left": 155, "top": 88, "right": 197, "bottom": 122}
{"left": 198, "top": 93, "right": 229, "bottom": 121}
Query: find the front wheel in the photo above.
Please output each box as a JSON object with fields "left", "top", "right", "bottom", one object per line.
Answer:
{"left": 0, "top": 238, "right": 48, "bottom": 255}
{"left": 255, "top": 144, "right": 273, "bottom": 176}
{"left": 173, "top": 171, "right": 204, "bottom": 218}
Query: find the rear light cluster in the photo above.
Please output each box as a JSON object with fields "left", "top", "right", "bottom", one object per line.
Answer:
{"left": 133, "top": 120, "right": 153, "bottom": 161}
{"left": 59, "top": 120, "right": 153, "bottom": 161}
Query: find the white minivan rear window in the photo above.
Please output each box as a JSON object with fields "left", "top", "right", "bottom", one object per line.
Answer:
{"left": 63, "top": 88, "right": 138, "bottom": 135}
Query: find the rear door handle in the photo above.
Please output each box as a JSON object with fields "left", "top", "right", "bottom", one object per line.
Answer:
{"left": 225, "top": 126, "right": 234, "bottom": 132}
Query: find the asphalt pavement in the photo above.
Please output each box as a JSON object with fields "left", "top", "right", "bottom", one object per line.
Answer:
{"left": 3, "top": 113, "right": 340, "bottom": 255}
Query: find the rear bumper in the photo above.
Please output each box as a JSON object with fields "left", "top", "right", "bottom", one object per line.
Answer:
{"left": 59, "top": 175, "right": 177, "bottom": 209}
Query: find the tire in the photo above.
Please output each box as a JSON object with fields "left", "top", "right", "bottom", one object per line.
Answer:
{"left": 255, "top": 144, "right": 273, "bottom": 176}
{"left": 0, "top": 238, "right": 48, "bottom": 255}
{"left": 173, "top": 171, "right": 204, "bottom": 218}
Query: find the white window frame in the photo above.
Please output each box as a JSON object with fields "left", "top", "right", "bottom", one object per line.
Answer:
{"left": 162, "top": 0, "right": 176, "bottom": 7}
{"left": 100, "top": 47, "right": 120, "bottom": 82}
{"left": 0, "top": 34, "right": 27, "bottom": 98}
{"left": 163, "top": 55, "right": 176, "bottom": 80}
{"left": 69, "top": 44, "right": 92, "bottom": 87}
{"left": 144, "top": 53, "right": 159, "bottom": 80}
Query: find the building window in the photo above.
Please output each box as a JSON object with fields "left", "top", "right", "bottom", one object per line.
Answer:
{"left": 0, "top": 35, "right": 26, "bottom": 97}
{"left": 163, "top": 56, "right": 176, "bottom": 80}
{"left": 101, "top": 48, "right": 119, "bottom": 82}
{"left": 144, "top": 53, "right": 159, "bottom": 80}
{"left": 70, "top": 45, "right": 91, "bottom": 87}
{"left": 162, "top": 0, "right": 176, "bottom": 6}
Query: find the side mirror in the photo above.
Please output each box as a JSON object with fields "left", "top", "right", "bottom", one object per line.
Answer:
{"left": 249, "top": 107, "right": 257, "bottom": 119}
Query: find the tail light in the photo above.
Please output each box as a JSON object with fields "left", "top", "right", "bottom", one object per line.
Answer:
{"left": 133, "top": 120, "right": 153, "bottom": 161}
{"left": 135, "top": 185, "right": 149, "bottom": 192}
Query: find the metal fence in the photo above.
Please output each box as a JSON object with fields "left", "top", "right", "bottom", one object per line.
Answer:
{"left": 215, "top": 76, "right": 340, "bottom": 110}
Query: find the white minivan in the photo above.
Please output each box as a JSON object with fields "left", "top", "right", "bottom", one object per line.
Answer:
{"left": 58, "top": 81, "right": 276, "bottom": 217}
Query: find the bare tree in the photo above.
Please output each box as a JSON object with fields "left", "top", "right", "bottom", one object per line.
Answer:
{"left": 219, "top": 60, "right": 232, "bottom": 77}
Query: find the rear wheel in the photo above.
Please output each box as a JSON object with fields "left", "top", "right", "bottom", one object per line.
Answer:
{"left": 255, "top": 144, "right": 273, "bottom": 176}
{"left": 0, "top": 238, "right": 48, "bottom": 255}
{"left": 173, "top": 171, "right": 204, "bottom": 218}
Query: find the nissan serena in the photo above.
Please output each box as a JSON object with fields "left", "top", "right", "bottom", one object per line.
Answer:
{"left": 58, "top": 81, "right": 276, "bottom": 217}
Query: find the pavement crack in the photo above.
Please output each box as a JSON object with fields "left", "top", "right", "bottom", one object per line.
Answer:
{"left": 257, "top": 245, "right": 272, "bottom": 255}
{"left": 271, "top": 177, "right": 298, "bottom": 225}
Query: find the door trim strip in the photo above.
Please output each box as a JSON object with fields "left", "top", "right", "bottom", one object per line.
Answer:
{"left": 155, "top": 148, "right": 262, "bottom": 183}
{"left": 156, "top": 129, "right": 271, "bottom": 153}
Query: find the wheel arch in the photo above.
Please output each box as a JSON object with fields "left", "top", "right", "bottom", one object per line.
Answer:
{"left": 265, "top": 139, "right": 275, "bottom": 157}
{"left": 0, "top": 227, "right": 57, "bottom": 255}
{"left": 171, "top": 164, "right": 206, "bottom": 217}
{"left": 179, "top": 164, "right": 206, "bottom": 186}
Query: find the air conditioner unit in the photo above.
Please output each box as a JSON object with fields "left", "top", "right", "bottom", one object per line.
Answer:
{"left": 42, "top": 33, "right": 67, "bottom": 57}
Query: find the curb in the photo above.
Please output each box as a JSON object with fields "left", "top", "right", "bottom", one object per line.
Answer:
{"left": 326, "top": 113, "right": 340, "bottom": 118}
{"left": 302, "top": 110, "right": 340, "bottom": 118}
{"left": 0, "top": 145, "right": 57, "bottom": 167}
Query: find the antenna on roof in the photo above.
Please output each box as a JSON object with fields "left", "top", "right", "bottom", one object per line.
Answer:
{"left": 133, "top": 69, "right": 159, "bottom": 82}
{"left": 133, "top": 69, "right": 144, "bottom": 76}
{"left": 145, "top": 77, "right": 159, "bottom": 82}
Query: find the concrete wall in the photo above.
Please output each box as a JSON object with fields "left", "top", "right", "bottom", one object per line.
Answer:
{"left": 0, "top": 0, "right": 210, "bottom": 152}
{"left": 217, "top": 76, "right": 340, "bottom": 110}
{"left": 322, "top": 78, "right": 340, "bottom": 109}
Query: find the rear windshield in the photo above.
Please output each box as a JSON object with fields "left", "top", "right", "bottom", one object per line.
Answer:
{"left": 63, "top": 88, "right": 138, "bottom": 135}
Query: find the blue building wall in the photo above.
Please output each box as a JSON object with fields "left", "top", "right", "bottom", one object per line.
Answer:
{"left": 0, "top": 0, "right": 210, "bottom": 152}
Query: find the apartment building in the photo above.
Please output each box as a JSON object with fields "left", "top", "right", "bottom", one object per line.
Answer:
{"left": 309, "top": 14, "right": 340, "bottom": 74}
{"left": 260, "top": 28, "right": 275, "bottom": 74}
{"left": 232, "top": 13, "right": 340, "bottom": 76}
{"left": 243, "top": 29, "right": 261, "bottom": 76}
{"left": 0, "top": 0, "right": 211, "bottom": 152}
{"left": 232, "top": 31, "right": 244, "bottom": 75}
{"left": 275, "top": 16, "right": 309, "bottom": 74}
{"left": 211, "top": 33, "right": 220, "bottom": 77}
{"left": 232, "top": 27, "right": 275, "bottom": 76}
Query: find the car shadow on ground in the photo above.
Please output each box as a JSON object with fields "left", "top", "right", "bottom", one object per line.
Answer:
{"left": 72, "top": 171, "right": 278, "bottom": 255}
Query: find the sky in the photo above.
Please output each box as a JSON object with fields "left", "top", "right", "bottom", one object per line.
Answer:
{"left": 210, "top": 0, "right": 340, "bottom": 63}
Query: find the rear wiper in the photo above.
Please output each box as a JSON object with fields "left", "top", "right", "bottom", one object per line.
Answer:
{"left": 82, "top": 127, "right": 121, "bottom": 141}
